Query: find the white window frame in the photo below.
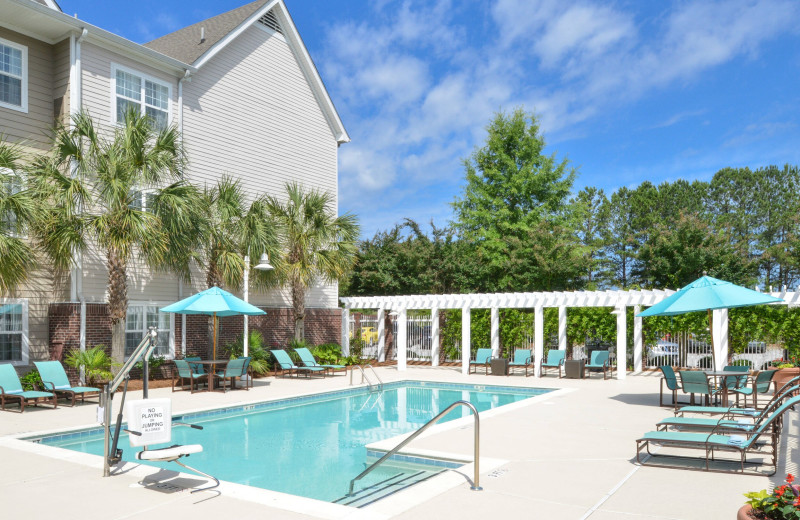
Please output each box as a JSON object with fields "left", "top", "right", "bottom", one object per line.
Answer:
{"left": 1, "top": 167, "right": 27, "bottom": 238}
{"left": 129, "top": 188, "right": 158, "bottom": 214}
{"left": 125, "top": 302, "right": 174, "bottom": 360}
{"left": 110, "top": 63, "right": 172, "bottom": 128}
{"left": 0, "top": 37, "right": 28, "bottom": 113}
{"left": 0, "top": 298, "right": 28, "bottom": 366}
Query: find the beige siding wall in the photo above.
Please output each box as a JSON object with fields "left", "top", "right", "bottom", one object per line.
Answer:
{"left": 182, "top": 25, "right": 340, "bottom": 309}
{"left": 52, "top": 39, "right": 70, "bottom": 124}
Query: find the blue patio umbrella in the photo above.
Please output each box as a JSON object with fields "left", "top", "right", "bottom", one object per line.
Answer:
{"left": 160, "top": 286, "right": 266, "bottom": 359}
{"left": 637, "top": 275, "right": 783, "bottom": 368}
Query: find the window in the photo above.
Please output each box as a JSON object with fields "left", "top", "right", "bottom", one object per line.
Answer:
{"left": 0, "top": 38, "right": 27, "bottom": 112}
{"left": 0, "top": 300, "right": 27, "bottom": 365}
{"left": 1, "top": 168, "right": 26, "bottom": 237}
{"left": 125, "top": 304, "right": 171, "bottom": 358}
{"left": 129, "top": 188, "right": 157, "bottom": 214}
{"left": 112, "top": 65, "right": 171, "bottom": 129}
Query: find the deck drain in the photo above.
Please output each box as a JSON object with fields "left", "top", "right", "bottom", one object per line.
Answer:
{"left": 154, "top": 482, "right": 184, "bottom": 492}
{"left": 487, "top": 468, "right": 508, "bottom": 478}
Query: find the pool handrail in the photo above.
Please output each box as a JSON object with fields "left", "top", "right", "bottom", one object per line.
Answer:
{"left": 349, "top": 364, "right": 383, "bottom": 390}
{"left": 347, "top": 400, "right": 481, "bottom": 497}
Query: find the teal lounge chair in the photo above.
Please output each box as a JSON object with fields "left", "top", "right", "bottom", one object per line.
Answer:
{"left": 271, "top": 349, "right": 326, "bottom": 378}
{"left": 295, "top": 347, "right": 345, "bottom": 375}
{"left": 677, "top": 370, "right": 720, "bottom": 406}
{"left": 34, "top": 361, "right": 100, "bottom": 406}
{"left": 0, "top": 364, "right": 57, "bottom": 412}
{"left": 732, "top": 369, "right": 776, "bottom": 409}
{"left": 541, "top": 350, "right": 566, "bottom": 378}
{"left": 585, "top": 351, "right": 612, "bottom": 379}
{"left": 635, "top": 395, "right": 800, "bottom": 475}
{"left": 172, "top": 359, "right": 207, "bottom": 393}
{"left": 214, "top": 357, "right": 247, "bottom": 391}
{"left": 469, "top": 348, "right": 493, "bottom": 375}
{"left": 508, "top": 349, "right": 533, "bottom": 376}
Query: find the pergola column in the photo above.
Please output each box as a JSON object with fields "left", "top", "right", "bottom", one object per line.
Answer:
{"left": 633, "top": 305, "right": 643, "bottom": 372}
{"left": 397, "top": 308, "right": 408, "bottom": 371}
{"left": 377, "top": 305, "right": 386, "bottom": 362}
{"left": 534, "top": 305, "right": 544, "bottom": 377}
{"left": 558, "top": 306, "right": 567, "bottom": 351}
{"left": 490, "top": 307, "right": 500, "bottom": 358}
{"left": 342, "top": 307, "right": 350, "bottom": 356}
{"left": 712, "top": 309, "right": 729, "bottom": 370}
{"left": 615, "top": 305, "right": 627, "bottom": 380}
{"left": 462, "top": 305, "right": 471, "bottom": 375}
{"left": 431, "top": 306, "right": 440, "bottom": 367}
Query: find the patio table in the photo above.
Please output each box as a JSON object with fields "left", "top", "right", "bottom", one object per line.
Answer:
{"left": 187, "top": 359, "right": 230, "bottom": 392}
{"left": 703, "top": 370, "right": 752, "bottom": 407}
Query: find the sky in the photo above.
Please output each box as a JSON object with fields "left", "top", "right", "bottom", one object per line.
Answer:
{"left": 62, "top": 0, "right": 800, "bottom": 237}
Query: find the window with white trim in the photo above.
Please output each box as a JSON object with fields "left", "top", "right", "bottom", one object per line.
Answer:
{"left": 125, "top": 304, "right": 171, "bottom": 358}
{"left": 0, "top": 300, "right": 27, "bottom": 364}
{"left": 129, "top": 188, "right": 157, "bottom": 214}
{"left": 1, "top": 168, "right": 26, "bottom": 238}
{"left": 112, "top": 65, "right": 171, "bottom": 129}
{"left": 0, "top": 38, "right": 27, "bottom": 112}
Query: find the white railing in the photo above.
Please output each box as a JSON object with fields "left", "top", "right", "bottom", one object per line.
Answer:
{"left": 348, "top": 315, "right": 380, "bottom": 360}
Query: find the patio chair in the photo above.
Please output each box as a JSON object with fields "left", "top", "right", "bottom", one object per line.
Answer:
{"left": 585, "top": 351, "right": 612, "bottom": 379}
{"left": 240, "top": 356, "right": 254, "bottom": 389}
{"left": 469, "top": 348, "right": 493, "bottom": 375}
{"left": 722, "top": 365, "right": 750, "bottom": 405}
{"left": 214, "top": 357, "right": 247, "bottom": 391}
{"left": 185, "top": 356, "right": 206, "bottom": 376}
{"left": 271, "top": 349, "right": 326, "bottom": 378}
{"left": 658, "top": 365, "right": 684, "bottom": 410}
{"left": 677, "top": 370, "right": 720, "bottom": 406}
{"left": 675, "top": 378, "right": 800, "bottom": 417}
{"left": 0, "top": 364, "right": 57, "bottom": 412}
{"left": 731, "top": 369, "right": 776, "bottom": 409}
{"left": 172, "top": 359, "right": 207, "bottom": 393}
{"left": 34, "top": 361, "right": 100, "bottom": 406}
{"left": 294, "top": 347, "right": 345, "bottom": 375}
{"left": 508, "top": 349, "right": 533, "bottom": 376}
{"left": 541, "top": 350, "right": 566, "bottom": 378}
{"left": 635, "top": 395, "right": 800, "bottom": 475}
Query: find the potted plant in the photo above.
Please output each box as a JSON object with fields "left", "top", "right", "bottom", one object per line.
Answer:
{"left": 770, "top": 353, "right": 800, "bottom": 390}
{"left": 64, "top": 345, "right": 115, "bottom": 386}
{"left": 739, "top": 474, "right": 800, "bottom": 519}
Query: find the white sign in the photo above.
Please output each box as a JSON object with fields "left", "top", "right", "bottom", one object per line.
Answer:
{"left": 124, "top": 398, "right": 172, "bottom": 447}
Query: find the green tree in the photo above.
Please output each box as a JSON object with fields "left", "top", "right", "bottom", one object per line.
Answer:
{"left": 29, "top": 110, "right": 194, "bottom": 363}
{"left": 570, "top": 187, "right": 609, "bottom": 287}
{"left": 266, "top": 183, "right": 359, "bottom": 340}
{"left": 0, "top": 139, "right": 38, "bottom": 294}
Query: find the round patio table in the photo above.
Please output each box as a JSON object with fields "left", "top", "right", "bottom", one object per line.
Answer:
{"left": 704, "top": 370, "right": 752, "bottom": 406}
{"left": 186, "top": 359, "right": 230, "bottom": 392}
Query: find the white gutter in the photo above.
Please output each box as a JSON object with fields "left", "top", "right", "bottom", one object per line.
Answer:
{"left": 177, "top": 69, "right": 191, "bottom": 357}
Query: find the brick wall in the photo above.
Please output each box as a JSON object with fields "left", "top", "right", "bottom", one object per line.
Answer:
{"left": 48, "top": 303, "right": 112, "bottom": 361}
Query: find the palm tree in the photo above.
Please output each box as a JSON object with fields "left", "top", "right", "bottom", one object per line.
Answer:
{"left": 265, "top": 183, "right": 359, "bottom": 340}
{"left": 0, "top": 138, "right": 38, "bottom": 295}
{"left": 28, "top": 109, "right": 197, "bottom": 363}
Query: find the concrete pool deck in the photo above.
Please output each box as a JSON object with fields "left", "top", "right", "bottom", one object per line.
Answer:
{"left": 1, "top": 366, "right": 797, "bottom": 519}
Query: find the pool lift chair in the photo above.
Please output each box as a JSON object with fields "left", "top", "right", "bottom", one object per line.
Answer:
{"left": 100, "top": 327, "right": 219, "bottom": 493}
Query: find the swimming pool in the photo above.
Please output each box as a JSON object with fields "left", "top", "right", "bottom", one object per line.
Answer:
{"left": 36, "top": 381, "right": 550, "bottom": 503}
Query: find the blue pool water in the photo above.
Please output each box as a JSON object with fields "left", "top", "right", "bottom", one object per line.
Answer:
{"left": 38, "top": 381, "right": 549, "bottom": 502}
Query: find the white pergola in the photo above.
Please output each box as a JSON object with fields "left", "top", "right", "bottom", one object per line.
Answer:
{"left": 340, "top": 288, "right": 800, "bottom": 379}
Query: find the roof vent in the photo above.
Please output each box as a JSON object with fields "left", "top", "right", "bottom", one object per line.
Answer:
{"left": 200, "top": 26, "right": 205, "bottom": 43}
{"left": 257, "top": 10, "right": 283, "bottom": 35}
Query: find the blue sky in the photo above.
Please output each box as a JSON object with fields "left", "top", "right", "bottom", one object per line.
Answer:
{"left": 64, "top": 0, "right": 800, "bottom": 237}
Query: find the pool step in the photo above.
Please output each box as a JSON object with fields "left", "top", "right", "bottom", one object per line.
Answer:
{"left": 333, "top": 467, "right": 445, "bottom": 508}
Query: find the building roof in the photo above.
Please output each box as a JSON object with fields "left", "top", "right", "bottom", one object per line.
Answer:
{"left": 31, "top": 0, "right": 60, "bottom": 10}
{"left": 144, "top": 0, "right": 270, "bottom": 65}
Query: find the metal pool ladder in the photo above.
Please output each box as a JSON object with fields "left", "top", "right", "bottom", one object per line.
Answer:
{"left": 350, "top": 364, "right": 383, "bottom": 391}
{"left": 347, "top": 400, "right": 481, "bottom": 497}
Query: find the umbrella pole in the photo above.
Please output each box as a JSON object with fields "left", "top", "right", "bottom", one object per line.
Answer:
{"left": 707, "top": 309, "right": 716, "bottom": 371}
{"left": 213, "top": 312, "right": 217, "bottom": 360}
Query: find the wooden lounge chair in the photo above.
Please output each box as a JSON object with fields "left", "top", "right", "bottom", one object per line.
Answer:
{"left": 295, "top": 347, "right": 345, "bottom": 375}
{"left": 585, "top": 351, "right": 613, "bottom": 379}
{"left": 508, "top": 349, "right": 533, "bottom": 376}
{"left": 469, "top": 348, "right": 493, "bottom": 375}
{"left": 34, "top": 361, "right": 100, "bottom": 406}
{"left": 635, "top": 395, "right": 800, "bottom": 476}
{"left": 172, "top": 359, "right": 207, "bottom": 393}
{"left": 0, "top": 364, "right": 57, "bottom": 412}
{"left": 271, "top": 349, "right": 326, "bottom": 378}
{"left": 214, "top": 357, "right": 247, "bottom": 391}
{"left": 541, "top": 350, "right": 566, "bottom": 378}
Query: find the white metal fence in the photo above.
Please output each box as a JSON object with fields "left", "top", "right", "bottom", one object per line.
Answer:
{"left": 349, "top": 314, "right": 435, "bottom": 361}
{"left": 643, "top": 332, "right": 781, "bottom": 369}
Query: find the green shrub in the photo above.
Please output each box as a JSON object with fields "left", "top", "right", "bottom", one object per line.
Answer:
{"left": 224, "top": 331, "right": 272, "bottom": 375}
{"left": 134, "top": 355, "right": 167, "bottom": 380}
{"left": 20, "top": 370, "right": 42, "bottom": 391}
{"left": 64, "top": 346, "right": 114, "bottom": 385}
{"left": 313, "top": 343, "right": 345, "bottom": 365}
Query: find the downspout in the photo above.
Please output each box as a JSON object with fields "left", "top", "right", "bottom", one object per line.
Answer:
{"left": 178, "top": 69, "right": 191, "bottom": 357}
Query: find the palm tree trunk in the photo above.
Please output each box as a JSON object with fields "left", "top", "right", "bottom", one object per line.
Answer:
{"left": 107, "top": 247, "right": 128, "bottom": 365}
{"left": 292, "top": 277, "right": 305, "bottom": 341}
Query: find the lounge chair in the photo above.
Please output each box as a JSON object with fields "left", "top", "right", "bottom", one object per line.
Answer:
{"left": 731, "top": 369, "right": 776, "bottom": 409}
{"left": 635, "top": 395, "right": 800, "bottom": 475}
{"left": 677, "top": 370, "right": 720, "bottom": 406}
{"left": 0, "top": 364, "right": 57, "bottom": 412}
{"left": 172, "top": 359, "right": 207, "bottom": 393}
{"left": 508, "top": 349, "right": 533, "bottom": 376}
{"left": 295, "top": 347, "right": 345, "bottom": 375}
{"left": 271, "top": 349, "right": 326, "bottom": 378}
{"left": 585, "top": 351, "right": 613, "bottom": 379}
{"left": 658, "top": 365, "right": 684, "bottom": 409}
{"left": 469, "top": 348, "right": 493, "bottom": 375}
{"left": 214, "top": 357, "right": 247, "bottom": 391}
{"left": 541, "top": 350, "right": 566, "bottom": 378}
{"left": 34, "top": 361, "right": 100, "bottom": 406}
